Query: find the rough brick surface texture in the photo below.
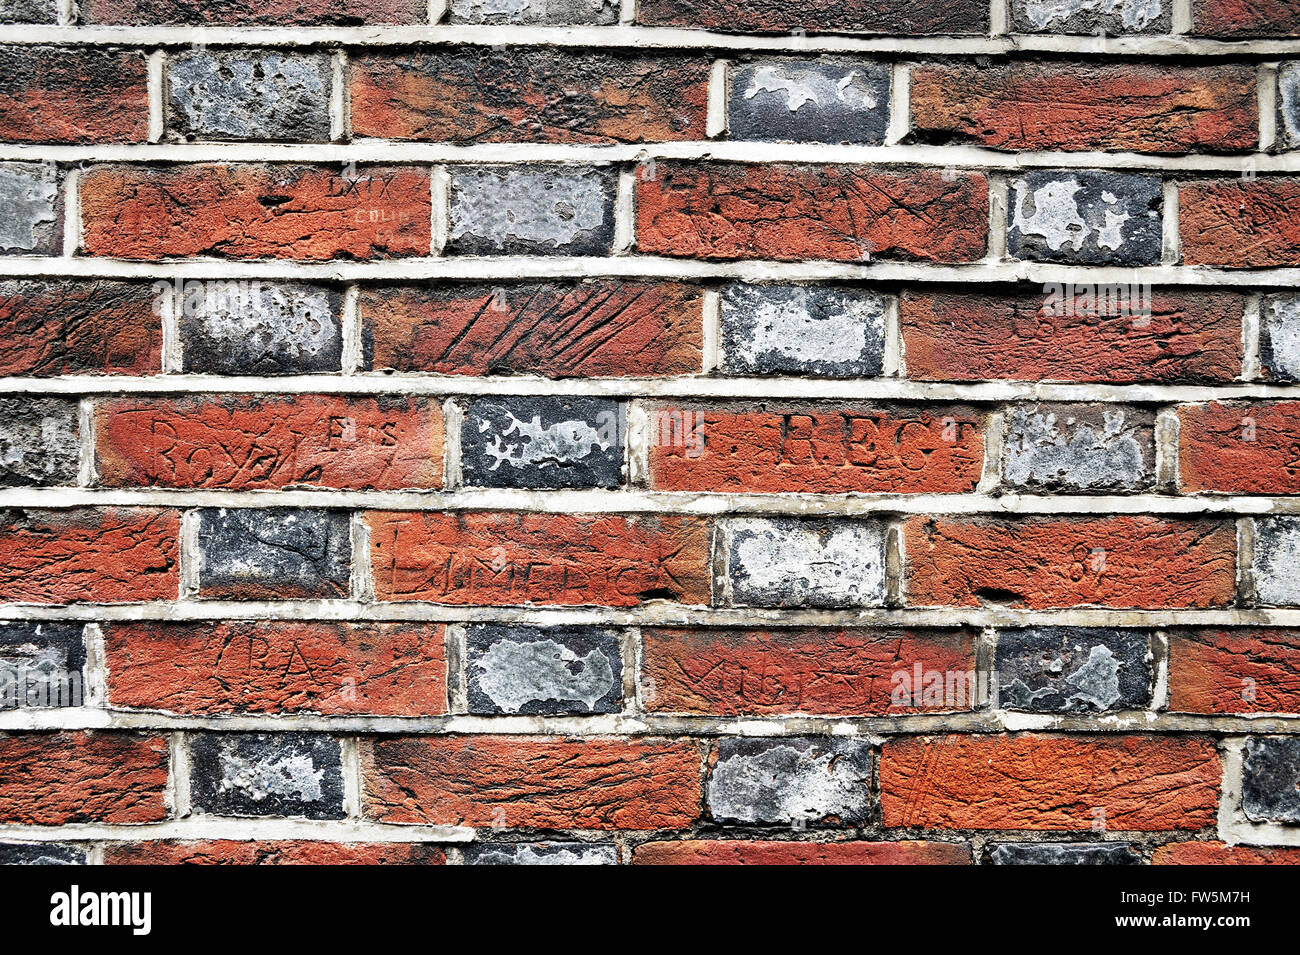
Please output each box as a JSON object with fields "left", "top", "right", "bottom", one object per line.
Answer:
{"left": 0, "top": 0, "right": 1294, "bottom": 870}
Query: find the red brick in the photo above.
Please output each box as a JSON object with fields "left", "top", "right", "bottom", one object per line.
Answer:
{"left": 104, "top": 840, "right": 446, "bottom": 865}
{"left": 1168, "top": 628, "right": 1300, "bottom": 715}
{"left": 636, "top": 163, "right": 987, "bottom": 263}
{"left": 1191, "top": 0, "right": 1300, "bottom": 36}
{"left": 1178, "top": 401, "right": 1300, "bottom": 493}
{"left": 81, "top": 0, "right": 424, "bottom": 23}
{"left": 1180, "top": 179, "right": 1300, "bottom": 268}
{"left": 1153, "top": 841, "right": 1300, "bottom": 864}
{"left": 364, "top": 736, "right": 702, "bottom": 829}
{"left": 900, "top": 289, "right": 1243, "bottom": 384}
{"left": 642, "top": 628, "right": 977, "bottom": 716}
{"left": 880, "top": 734, "right": 1220, "bottom": 831}
{"left": 645, "top": 404, "right": 983, "bottom": 493}
{"left": 0, "top": 47, "right": 147, "bottom": 144}
{"left": 0, "top": 732, "right": 168, "bottom": 825}
{"left": 95, "top": 396, "right": 443, "bottom": 491}
{"left": 910, "top": 63, "right": 1256, "bottom": 154}
{"left": 104, "top": 621, "right": 447, "bottom": 716}
{"left": 366, "top": 511, "right": 711, "bottom": 606}
{"left": 79, "top": 164, "right": 430, "bottom": 261}
{"left": 903, "top": 515, "right": 1236, "bottom": 609}
{"left": 633, "top": 839, "right": 972, "bottom": 864}
{"left": 349, "top": 51, "right": 708, "bottom": 144}
{"left": 636, "top": 0, "right": 988, "bottom": 34}
{"left": 0, "top": 509, "right": 179, "bottom": 604}
{"left": 360, "top": 283, "right": 703, "bottom": 377}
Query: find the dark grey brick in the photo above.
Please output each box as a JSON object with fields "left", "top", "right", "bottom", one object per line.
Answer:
{"left": 167, "top": 50, "right": 331, "bottom": 142}
{"left": 0, "top": 843, "right": 86, "bottom": 864}
{"left": 0, "top": 622, "right": 85, "bottom": 710}
{"left": 0, "top": 398, "right": 79, "bottom": 487}
{"left": 460, "top": 397, "right": 623, "bottom": 489}
{"left": 997, "top": 627, "right": 1152, "bottom": 713}
{"left": 728, "top": 61, "right": 890, "bottom": 144}
{"left": 1008, "top": 171, "right": 1162, "bottom": 265}
{"left": 707, "top": 737, "right": 872, "bottom": 826}
{"left": 1261, "top": 295, "right": 1300, "bottom": 382}
{"left": 1242, "top": 736, "right": 1300, "bottom": 823}
{"left": 0, "top": 162, "right": 60, "bottom": 255}
{"left": 179, "top": 282, "right": 342, "bottom": 375}
{"left": 448, "top": 0, "right": 618, "bottom": 23}
{"left": 987, "top": 842, "right": 1141, "bottom": 864}
{"left": 724, "top": 517, "right": 886, "bottom": 609}
{"left": 465, "top": 624, "right": 622, "bottom": 715}
{"left": 0, "top": 0, "right": 56, "bottom": 22}
{"left": 1279, "top": 62, "right": 1300, "bottom": 151}
{"left": 1252, "top": 517, "right": 1300, "bottom": 607}
{"left": 196, "top": 508, "right": 351, "bottom": 599}
{"left": 1001, "top": 403, "right": 1155, "bottom": 493}
{"left": 1010, "top": 0, "right": 1170, "bottom": 34}
{"left": 463, "top": 842, "right": 618, "bottom": 864}
{"left": 447, "top": 166, "right": 616, "bottom": 256}
{"left": 189, "top": 732, "right": 345, "bottom": 819}
{"left": 720, "top": 284, "right": 886, "bottom": 377}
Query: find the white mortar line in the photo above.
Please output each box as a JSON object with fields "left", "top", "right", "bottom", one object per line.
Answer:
{"left": 1237, "top": 517, "right": 1258, "bottom": 605}
{"left": 882, "top": 294, "right": 903, "bottom": 377}
{"left": 701, "top": 288, "right": 721, "bottom": 373}
{"left": 1172, "top": 0, "right": 1192, "bottom": 35}
{"left": 441, "top": 397, "right": 464, "bottom": 489}
{"left": 160, "top": 279, "right": 183, "bottom": 374}
{"left": 1154, "top": 407, "right": 1181, "bottom": 492}
{"left": 1259, "top": 62, "right": 1279, "bottom": 153}
{"left": 990, "top": 0, "right": 1009, "bottom": 34}
{"left": 1150, "top": 629, "right": 1170, "bottom": 711}
{"left": 428, "top": 0, "right": 449, "bottom": 24}
{"left": 613, "top": 169, "right": 636, "bottom": 254}
{"left": 341, "top": 736, "right": 363, "bottom": 819}
{"left": 169, "top": 732, "right": 192, "bottom": 819}
{"left": 706, "top": 59, "right": 729, "bottom": 139}
{"left": 330, "top": 50, "right": 349, "bottom": 143}
{"left": 147, "top": 50, "right": 165, "bottom": 143}
{"left": 619, "top": 0, "right": 636, "bottom": 24}
{"left": 179, "top": 509, "right": 201, "bottom": 599}
{"left": 985, "top": 176, "right": 1008, "bottom": 262}
{"left": 349, "top": 513, "right": 374, "bottom": 603}
{"left": 82, "top": 622, "right": 108, "bottom": 709}
{"left": 445, "top": 622, "right": 468, "bottom": 714}
{"left": 1161, "top": 180, "right": 1180, "bottom": 265}
{"left": 77, "top": 398, "right": 96, "bottom": 488}
{"left": 975, "top": 410, "right": 1004, "bottom": 494}
{"left": 60, "top": 166, "right": 79, "bottom": 258}
{"left": 340, "top": 285, "right": 362, "bottom": 374}
{"left": 1243, "top": 294, "right": 1262, "bottom": 381}
{"left": 430, "top": 164, "right": 451, "bottom": 255}
{"left": 884, "top": 62, "right": 910, "bottom": 145}
{"left": 0, "top": 819, "right": 473, "bottom": 843}
{"left": 55, "top": 0, "right": 72, "bottom": 26}
{"left": 625, "top": 400, "right": 650, "bottom": 486}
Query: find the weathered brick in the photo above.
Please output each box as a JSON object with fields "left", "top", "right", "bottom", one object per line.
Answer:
{"left": 636, "top": 163, "right": 988, "bottom": 262}
{"left": 0, "top": 162, "right": 60, "bottom": 255}
{"left": 1278, "top": 62, "right": 1300, "bottom": 150}
{"left": 1179, "top": 401, "right": 1300, "bottom": 493}
{"left": 448, "top": 0, "right": 618, "bottom": 22}
{"left": 900, "top": 288, "right": 1243, "bottom": 384}
{"left": 647, "top": 404, "right": 984, "bottom": 493}
{"left": 462, "top": 842, "right": 618, "bottom": 864}
{"left": 720, "top": 284, "right": 886, "bottom": 378}
{"left": 723, "top": 518, "right": 887, "bottom": 609}
{"left": 643, "top": 627, "right": 979, "bottom": 716}
{"left": 367, "top": 511, "right": 710, "bottom": 606}
{"left": 360, "top": 282, "right": 703, "bottom": 378}
{"left": 1010, "top": 0, "right": 1170, "bottom": 32}
{"left": 1253, "top": 517, "right": 1300, "bottom": 606}
{"left": 104, "top": 841, "right": 446, "bottom": 865}
{"left": 1191, "top": 0, "right": 1300, "bottom": 36}
{"left": 904, "top": 515, "right": 1237, "bottom": 609}
{"left": 1168, "top": 628, "right": 1300, "bottom": 714}
{"left": 996, "top": 627, "right": 1153, "bottom": 713}
{"left": 986, "top": 842, "right": 1141, "bottom": 864}
{"left": 728, "top": 61, "right": 890, "bottom": 144}
{"left": 104, "top": 621, "right": 447, "bottom": 716}
{"left": 0, "top": 509, "right": 179, "bottom": 604}
{"left": 80, "top": 164, "right": 430, "bottom": 261}
{"left": 1262, "top": 295, "right": 1300, "bottom": 382}
{"left": 167, "top": 50, "right": 331, "bottom": 143}
{"left": 0, "top": 47, "right": 148, "bottom": 144}
{"left": 880, "top": 734, "right": 1220, "bottom": 830}
{"left": 1242, "top": 736, "right": 1300, "bottom": 823}
{"left": 0, "top": 398, "right": 78, "bottom": 487}
{"left": 465, "top": 624, "right": 623, "bottom": 715}
{"left": 447, "top": 166, "right": 615, "bottom": 256}
{"left": 196, "top": 508, "right": 351, "bottom": 600}
{"left": 0, "top": 732, "right": 168, "bottom": 825}
{"left": 1001, "top": 403, "right": 1156, "bottom": 493}
{"left": 364, "top": 736, "right": 702, "bottom": 829}
{"left": 189, "top": 732, "right": 345, "bottom": 819}
{"left": 912, "top": 64, "right": 1255, "bottom": 153}
{"left": 0, "top": 280, "right": 161, "bottom": 377}
{"left": 96, "top": 395, "right": 443, "bottom": 491}
{"left": 1153, "top": 841, "right": 1300, "bottom": 864}
{"left": 459, "top": 397, "right": 622, "bottom": 489}
{"left": 1180, "top": 179, "right": 1300, "bottom": 267}
{"left": 706, "top": 737, "right": 872, "bottom": 826}
{"left": 179, "top": 281, "right": 342, "bottom": 375}
{"left": 633, "top": 840, "right": 972, "bottom": 864}
{"left": 0, "top": 0, "right": 56, "bottom": 23}
{"left": 350, "top": 51, "right": 708, "bottom": 144}
{"left": 636, "top": 0, "right": 989, "bottom": 34}
{"left": 1008, "top": 171, "right": 1162, "bottom": 265}
{"left": 0, "top": 622, "right": 85, "bottom": 710}
{"left": 0, "top": 843, "right": 85, "bottom": 864}
{"left": 82, "top": 0, "right": 425, "bottom": 23}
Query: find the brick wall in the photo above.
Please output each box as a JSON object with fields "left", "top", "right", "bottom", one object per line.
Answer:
{"left": 1, "top": 0, "right": 1299, "bottom": 867}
